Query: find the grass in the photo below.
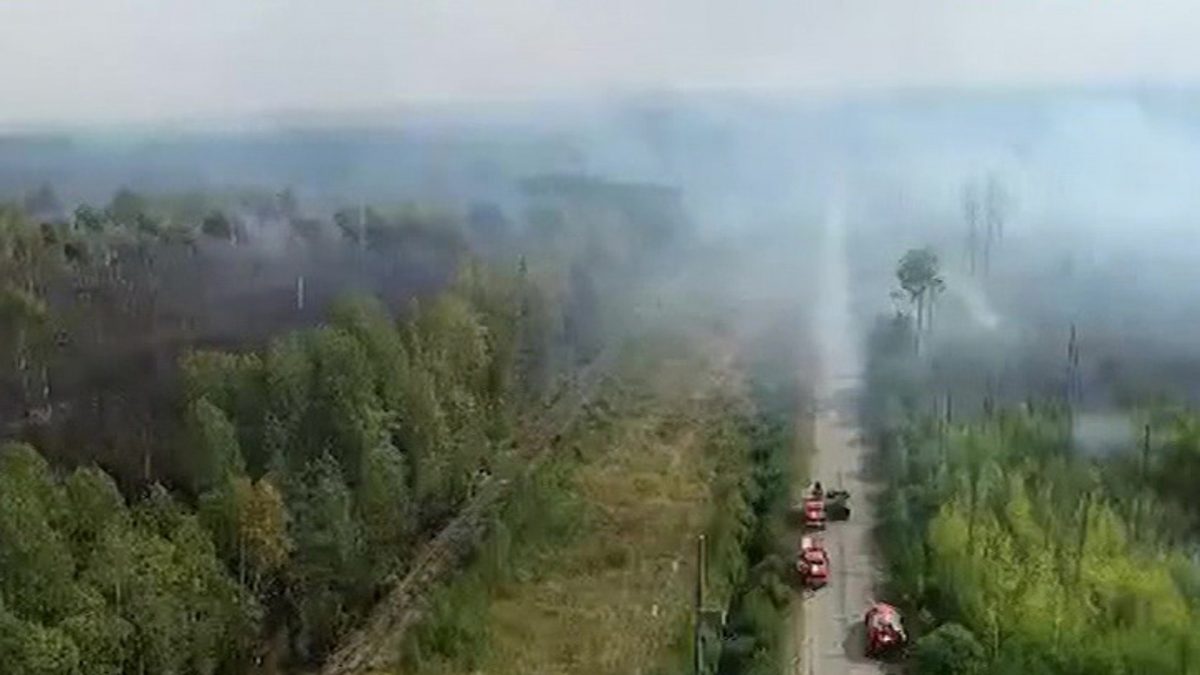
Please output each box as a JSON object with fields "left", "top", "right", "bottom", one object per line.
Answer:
{"left": 481, "top": 416, "right": 711, "bottom": 674}
{"left": 389, "top": 333, "right": 750, "bottom": 675}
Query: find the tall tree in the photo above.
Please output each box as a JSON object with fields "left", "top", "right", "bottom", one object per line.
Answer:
{"left": 356, "top": 442, "right": 413, "bottom": 579}
{"left": 186, "top": 398, "right": 246, "bottom": 493}
{"left": 896, "top": 247, "right": 945, "bottom": 337}
{"left": 106, "top": 188, "right": 147, "bottom": 228}
{"left": 290, "top": 455, "right": 364, "bottom": 658}
{"left": 200, "top": 211, "right": 234, "bottom": 241}
{"left": 0, "top": 443, "right": 76, "bottom": 623}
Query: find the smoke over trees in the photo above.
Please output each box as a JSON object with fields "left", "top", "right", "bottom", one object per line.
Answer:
{"left": 0, "top": 164, "right": 690, "bottom": 671}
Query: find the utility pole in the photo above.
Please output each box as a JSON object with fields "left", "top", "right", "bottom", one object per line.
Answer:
{"left": 1136, "top": 423, "right": 1151, "bottom": 541}
{"left": 940, "top": 391, "right": 952, "bottom": 468}
{"left": 1142, "top": 424, "right": 1151, "bottom": 483}
{"left": 359, "top": 203, "right": 367, "bottom": 250}
{"left": 694, "top": 534, "right": 706, "bottom": 675}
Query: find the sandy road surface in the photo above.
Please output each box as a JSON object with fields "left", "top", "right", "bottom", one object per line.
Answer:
{"left": 787, "top": 186, "right": 890, "bottom": 675}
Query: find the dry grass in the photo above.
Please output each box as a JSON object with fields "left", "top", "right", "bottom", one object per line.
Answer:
{"left": 415, "top": 348, "right": 739, "bottom": 675}
{"left": 489, "top": 423, "right": 708, "bottom": 673}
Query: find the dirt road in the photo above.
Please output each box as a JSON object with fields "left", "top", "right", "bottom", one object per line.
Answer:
{"left": 788, "top": 186, "right": 889, "bottom": 675}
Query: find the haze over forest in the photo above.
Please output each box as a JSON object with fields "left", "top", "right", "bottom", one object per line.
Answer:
{"left": 3, "top": 3, "right": 1200, "bottom": 674}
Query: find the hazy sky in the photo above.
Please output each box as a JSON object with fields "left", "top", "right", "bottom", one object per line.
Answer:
{"left": 2, "top": 1, "right": 1197, "bottom": 125}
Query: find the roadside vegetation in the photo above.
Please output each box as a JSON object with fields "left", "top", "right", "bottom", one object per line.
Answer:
{"left": 866, "top": 249, "right": 1200, "bottom": 674}
{"left": 714, "top": 350, "right": 804, "bottom": 675}
{"left": 391, "top": 328, "right": 735, "bottom": 674}
{"left": 387, "top": 319, "right": 803, "bottom": 675}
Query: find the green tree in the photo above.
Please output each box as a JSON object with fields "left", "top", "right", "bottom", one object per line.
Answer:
{"left": 239, "top": 477, "right": 291, "bottom": 588}
{"left": 409, "top": 292, "right": 495, "bottom": 502}
{"left": 201, "top": 476, "right": 292, "bottom": 591}
{"left": 290, "top": 455, "right": 365, "bottom": 658}
{"left": 0, "top": 443, "right": 75, "bottom": 623}
{"left": 262, "top": 334, "right": 314, "bottom": 471}
{"left": 397, "top": 361, "right": 451, "bottom": 511}
{"left": 357, "top": 442, "right": 413, "bottom": 579}
{"left": 913, "top": 622, "right": 987, "bottom": 675}
{"left": 304, "top": 327, "right": 382, "bottom": 481}
{"left": 329, "top": 294, "right": 410, "bottom": 411}
{"left": 186, "top": 398, "right": 246, "bottom": 493}
{"left": 0, "top": 603, "right": 81, "bottom": 675}
{"left": 514, "top": 261, "right": 562, "bottom": 399}
{"left": 58, "top": 585, "right": 131, "bottom": 675}
{"left": 62, "top": 466, "right": 127, "bottom": 560}
{"left": 180, "top": 350, "right": 266, "bottom": 473}
{"left": 0, "top": 207, "right": 57, "bottom": 410}
{"left": 200, "top": 210, "right": 233, "bottom": 241}
{"left": 87, "top": 504, "right": 259, "bottom": 674}
{"left": 71, "top": 204, "right": 106, "bottom": 233}
{"left": 107, "top": 188, "right": 147, "bottom": 228}
{"left": 896, "top": 247, "right": 944, "bottom": 334}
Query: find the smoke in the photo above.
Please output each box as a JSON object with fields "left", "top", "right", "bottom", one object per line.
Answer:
{"left": 1073, "top": 411, "right": 1137, "bottom": 457}
{"left": 7, "top": 87, "right": 1200, "bottom": 416}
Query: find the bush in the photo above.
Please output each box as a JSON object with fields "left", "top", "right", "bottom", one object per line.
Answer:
{"left": 913, "top": 622, "right": 986, "bottom": 675}
{"left": 715, "top": 374, "right": 796, "bottom": 675}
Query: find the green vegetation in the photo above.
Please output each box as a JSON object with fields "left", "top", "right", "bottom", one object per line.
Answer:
{"left": 895, "top": 247, "right": 945, "bottom": 334}
{"left": 390, "top": 332, "right": 719, "bottom": 673}
{"left": 0, "top": 443, "right": 258, "bottom": 674}
{"left": 913, "top": 622, "right": 987, "bottom": 675}
{"left": 181, "top": 265, "right": 536, "bottom": 657}
{"left": 0, "top": 173, "right": 684, "bottom": 673}
{"left": 376, "top": 328, "right": 770, "bottom": 674}
{"left": 397, "top": 454, "right": 583, "bottom": 673}
{"left": 383, "top": 326, "right": 802, "bottom": 675}
{"left": 715, "top": 363, "right": 801, "bottom": 675}
{"left": 0, "top": 267, "right": 543, "bottom": 672}
{"left": 866, "top": 254, "right": 1200, "bottom": 675}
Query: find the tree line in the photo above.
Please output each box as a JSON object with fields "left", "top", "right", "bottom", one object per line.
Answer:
{"left": 0, "top": 173, "right": 685, "bottom": 673}
{"left": 0, "top": 262, "right": 567, "bottom": 672}
{"left": 1, "top": 186, "right": 470, "bottom": 485}
{"left": 865, "top": 252, "right": 1200, "bottom": 674}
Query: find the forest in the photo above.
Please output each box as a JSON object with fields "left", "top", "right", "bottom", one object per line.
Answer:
{"left": 375, "top": 308, "right": 804, "bottom": 674}
{"left": 865, "top": 246, "right": 1200, "bottom": 675}
{"left": 0, "top": 171, "right": 689, "bottom": 673}
{"left": 8, "top": 85, "right": 1200, "bottom": 675}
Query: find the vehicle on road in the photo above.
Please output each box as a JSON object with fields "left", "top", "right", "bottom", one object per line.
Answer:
{"left": 826, "top": 489, "right": 851, "bottom": 521}
{"left": 796, "top": 535, "right": 829, "bottom": 589}
{"left": 802, "top": 495, "right": 826, "bottom": 530}
{"left": 864, "top": 602, "right": 907, "bottom": 658}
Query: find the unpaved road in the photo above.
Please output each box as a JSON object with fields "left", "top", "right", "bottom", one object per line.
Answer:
{"left": 788, "top": 185, "right": 890, "bottom": 675}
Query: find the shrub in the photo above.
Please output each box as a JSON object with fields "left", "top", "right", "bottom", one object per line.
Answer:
{"left": 913, "top": 622, "right": 986, "bottom": 675}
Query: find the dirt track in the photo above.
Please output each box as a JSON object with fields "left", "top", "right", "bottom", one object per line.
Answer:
{"left": 317, "top": 349, "right": 620, "bottom": 675}
{"left": 787, "top": 186, "right": 890, "bottom": 675}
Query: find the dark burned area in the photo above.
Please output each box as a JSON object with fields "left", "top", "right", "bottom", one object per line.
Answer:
{"left": 8, "top": 224, "right": 461, "bottom": 494}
